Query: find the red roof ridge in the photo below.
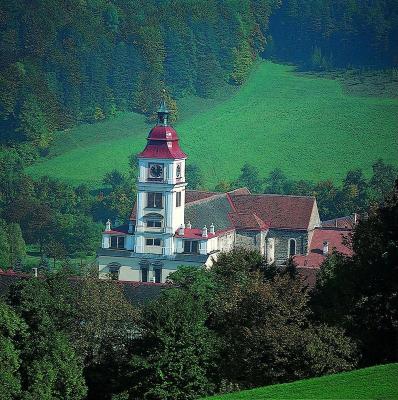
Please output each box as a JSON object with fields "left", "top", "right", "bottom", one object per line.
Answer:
{"left": 226, "top": 192, "right": 237, "bottom": 212}
{"left": 231, "top": 193, "right": 316, "bottom": 200}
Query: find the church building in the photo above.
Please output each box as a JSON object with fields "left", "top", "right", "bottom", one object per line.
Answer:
{"left": 97, "top": 100, "right": 323, "bottom": 282}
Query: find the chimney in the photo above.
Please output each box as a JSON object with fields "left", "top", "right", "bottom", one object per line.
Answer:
{"left": 209, "top": 223, "right": 215, "bottom": 235}
{"left": 202, "top": 225, "right": 208, "bottom": 238}
{"left": 186, "top": 221, "right": 192, "bottom": 229}
{"left": 323, "top": 241, "right": 329, "bottom": 256}
{"left": 105, "top": 219, "right": 111, "bottom": 232}
{"left": 32, "top": 268, "right": 38, "bottom": 278}
{"left": 178, "top": 224, "right": 185, "bottom": 236}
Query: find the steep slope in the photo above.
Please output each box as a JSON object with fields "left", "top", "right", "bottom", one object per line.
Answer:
{"left": 27, "top": 62, "right": 398, "bottom": 188}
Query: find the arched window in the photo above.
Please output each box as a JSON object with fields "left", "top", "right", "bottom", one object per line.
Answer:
{"left": 288, "top": 239, "right": 297, "bottom": 257}
{"left": 144, "top": 213, "right": 163, "bottom": 228}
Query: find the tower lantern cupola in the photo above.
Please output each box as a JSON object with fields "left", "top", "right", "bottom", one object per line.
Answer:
{"left": 157, "top": 97, "right": 169, "bottom": 126}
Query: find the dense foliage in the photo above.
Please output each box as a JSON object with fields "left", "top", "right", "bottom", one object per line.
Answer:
{"left": 1, "top": 249, "right": 357, "bottom": 399}
{"left": 312, "top": 180, "right": 398, "bottom": 366}
{"left": 0, "top": 150, "right": 137, "bottom": 271}
{"left": 1, "top": 269, "right": 137, "bottom": 400}
{"left": 0, "top": 0, "right": 276, "bottom": 160}
{"left": 268, "top": 0, "right": 398, "bottom": 68}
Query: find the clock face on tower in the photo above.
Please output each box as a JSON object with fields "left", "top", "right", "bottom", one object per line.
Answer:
{"left": 149, "top": 163, "right": 164, "bottom": 179}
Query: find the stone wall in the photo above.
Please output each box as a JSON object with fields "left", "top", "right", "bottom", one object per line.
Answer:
{"left": 235, "top": 230, "right": 263, "bottom": 251}
{"left": 268, "top": 229, "right": 308, "bottom": 265}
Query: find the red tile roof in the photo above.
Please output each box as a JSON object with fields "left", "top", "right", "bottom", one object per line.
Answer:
{"left": 174, "top": 228, "right": 217, "bottom": 239}
{"left": 294, "top": 228, "right": 353, "bottom": 268}
{"left": 322, "top": 214, "right": 359, "bottom": 229}
{"left": 229, "top": 193, "right": 316, "bottom": 230}
{"left": 228, "top": 212, "right": 269, "bottom": 231}
{"left": 138, "top": 125, "right": 187, "bottom": 159}
{"left": 185, "top": 190, "right": 219, "bottom": 203}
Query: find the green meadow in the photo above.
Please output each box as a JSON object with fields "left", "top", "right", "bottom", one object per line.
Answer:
{"left": 203, "top": 363, "right": 398, "bottom": 400}
{"left": 27, "top": 62, "right": 398, "bottom": 189}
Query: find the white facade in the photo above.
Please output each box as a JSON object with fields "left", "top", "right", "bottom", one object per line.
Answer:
{"left": 135, "top": 158, "right": 186, "bottom": 256}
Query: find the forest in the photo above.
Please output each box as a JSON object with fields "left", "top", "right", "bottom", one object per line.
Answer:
{"left": 1, "top": 0, "right": 397, "bottom": 164}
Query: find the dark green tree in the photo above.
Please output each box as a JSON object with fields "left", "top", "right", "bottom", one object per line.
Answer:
{"left": 127, "top": 289, "right": 218, "bottom": 399}
{"left": 235, "top": 163, "right": 263, "bottom": 193}
{"left": 0, "top": 218, "right": 10, "bottom": 269}
{"left": 369, "top": 159, "right": 398, "bottom": 203}
{"left": 0, "top": 301, "right": 26, "bottom": 400}
{"left": 264, "top": 168, "right": 290, "bottom": 194}
{"left": 7, "top": 223, "right": 26, "bottom": 268}
{"left": 312, "top": 181, "right": 398, "bottom": 365}
{"left": 186, "top": 164, "right": 204, "bottom": 190}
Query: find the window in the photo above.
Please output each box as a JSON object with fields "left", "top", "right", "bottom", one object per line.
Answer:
{"left": 288, "top": 239, "right": 297, "bottom": 256}
{"left": 147, "top": 192, "right": 163, "bottom": 208}
{"left": 176, "top": 163, "right": 181, "bottom": 178}
{"left": 154, "top": 268, "right": 162, "bottom": 283}
{"left": 146, "top": 238, "right": 161, "bottom": 246}
{"left": 183, "top": 240, "right": 199, "bottom": 254}
{"left": 147, "top": 220, "right": 162, "bottom": 228}
{"left": 141, "top": 267, "right": 148, "bottom": 282}
{"left": 108, "top": 263, "right": 120, "bottom": 280}
{"left": 176, "top": 191, "right": 181, "bottom": 207}
{"left": 110, "top": 236, "right": 125, "bottom": 249}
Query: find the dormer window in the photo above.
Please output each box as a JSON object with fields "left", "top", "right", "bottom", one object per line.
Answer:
{"left": 110, "top": 236, "right": 125, "bottom": 249}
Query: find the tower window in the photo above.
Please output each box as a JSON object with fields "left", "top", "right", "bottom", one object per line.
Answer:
{"left": 147, "top": 220, "right": 162, "bottom": 228}
{"left": 146, "top": 238, "right": 161, "bottom": 246}
{"left": 176, "top": 192, "right": 181, "bottom": 207}
{"left": 110, "top": 236, "right": 125, "bottom": 249}
{"left": 147, "top": 192, "right": 163, "bottom": 208}
{"left": 183, "top": 240, "right": 199, "bottom": 254}
{"left": 288, "top": 239, "right": 297, "bottom": 256}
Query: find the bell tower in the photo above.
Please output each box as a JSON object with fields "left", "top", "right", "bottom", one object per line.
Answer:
{"left": 134, "top": 99, "right": 187, "bottom": 256}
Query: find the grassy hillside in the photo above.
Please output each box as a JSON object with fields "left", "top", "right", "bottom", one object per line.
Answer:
{"left": 27, "top": 62, "right": 398, "bottom": 189}
{"left": 204, "top": 363, "right": 398, "bottom": 400}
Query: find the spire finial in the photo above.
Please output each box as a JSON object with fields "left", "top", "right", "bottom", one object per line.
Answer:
{"left": 157, "top": 89, "right": 169, "bottom": 126}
